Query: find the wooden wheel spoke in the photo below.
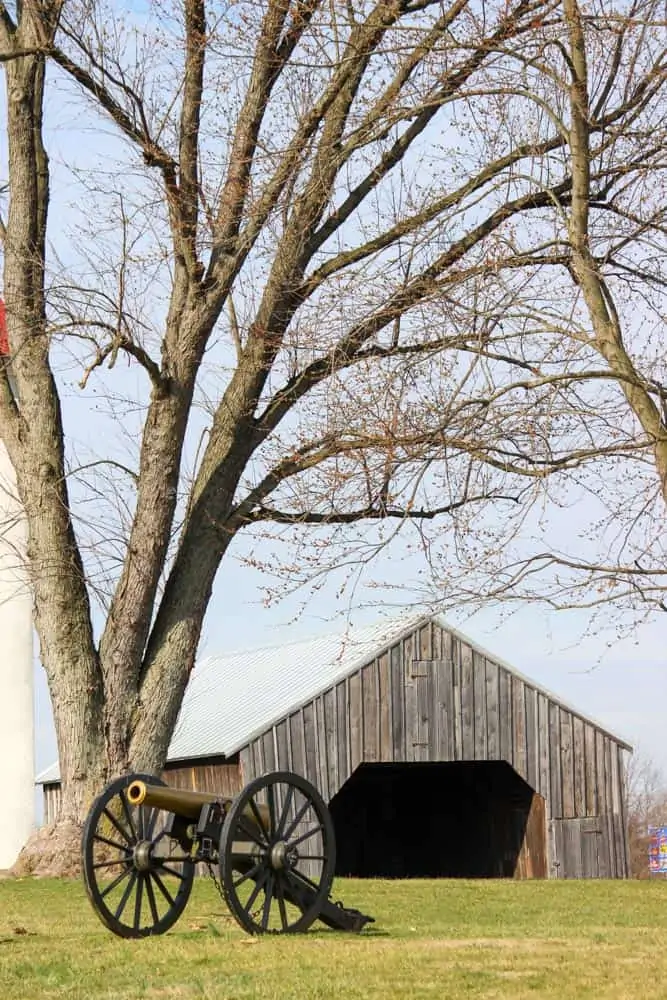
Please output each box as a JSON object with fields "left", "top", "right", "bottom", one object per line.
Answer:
{"left": 261, "top": 874, "right": 275, "bottom": 931}
{"left": 287, "top": 824, "right": 323, "bottom": 849}
{"left": 275, "top": 873, "right": 289, "bottom": 931}
{"left": 275, "top": 785, "right": 294, "bottom": 839}
{"left": 93, "top": 857, "right": 131, "bottom": 871}
{"left": 136, "top": 806, "right": 146, "bottom": 841}
{"left": 150, "top": 871, "right": 176, "bottom": 907}
{"left": 145, "top": 807, "right": 159, "bottom": 840}
{"left": 119, "top": 790, "right": 138, "bottom": 842}
{"left": 145, "top": 872, "right": 160, "bottom": 926}
{"left": 282, "top": 798, "right": 311, "bottom": 842}
{"left": 232, "top": 861, "right": 262, "bottom": 888}
{"left": 100, "top": 866, "right": 132, "bottom": 898}
{"left": 248, "top": 797, "right": 269, "bottom": 842}
{"left": 156, "top": 863, "right": 186, "bottom": 881}
{"left": 288, "top": 867, "right": 322, "bottom": 895}
{"left": 237, "top": 816, "right": 267, "bottom": 849}
{"left": 94, "top": 832, "right": 130, "bottom": 853}
{"left": 133, "top": 873, "right": 144, "bottom": 930}
{"left": 266, "top": 783, "right": 277, "bottom": 836}
{"left": 294, "top": 854, "right": 325, "bottom": 861}
{"left": 103, "top": 807, "right": 133, "bottom": 845}
{"left": 114, "top": 870, "right": 137, "bottom": 920}
{"left": 244, "top": 867, "right": 269, "bottom": 915}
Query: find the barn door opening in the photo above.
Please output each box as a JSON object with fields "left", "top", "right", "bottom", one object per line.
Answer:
{"left": 330, "top": 760, "right": 547, "bottom": 878}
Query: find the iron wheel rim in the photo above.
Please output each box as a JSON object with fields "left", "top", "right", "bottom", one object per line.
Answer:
{"left": 219, "top": 770, "right": 335, "bottom": 935}
{"left": 81, "top": 772, "right": 195, "bottom": 938}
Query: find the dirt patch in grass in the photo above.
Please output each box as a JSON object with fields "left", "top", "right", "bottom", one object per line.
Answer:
{"left": 413, "top": 936, "right": 584, "bottom": 950}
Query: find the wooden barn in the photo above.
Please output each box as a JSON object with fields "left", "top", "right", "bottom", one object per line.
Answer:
{"left": 37, "top": 614, "right": 631, "bottom": 879}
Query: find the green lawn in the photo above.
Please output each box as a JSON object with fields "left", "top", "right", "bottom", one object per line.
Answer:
{"left": 1, "top": 877, "right": 667, "bottom": 999}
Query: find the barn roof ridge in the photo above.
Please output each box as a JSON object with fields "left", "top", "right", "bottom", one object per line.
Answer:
{"left": 193, "top": 611, "right": 425, "bottom": 665}
{"left": 35, "top": 610, "right": 631, "bottom": 785}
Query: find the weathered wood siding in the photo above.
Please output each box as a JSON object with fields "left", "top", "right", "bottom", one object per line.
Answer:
{"left": 239, "top": 619, "right": 629, "bottom": 879}
{"left": 516, "top": 793, "right": 548, "bottom": 879}
{"left": 43, "top": 783, "right": 61, "bottom": 826}
{"left": 162, "top": 758, "right": 242, "bottom": 798}
{"left": 551, "top": 817, "right": 612, "bottom": 878}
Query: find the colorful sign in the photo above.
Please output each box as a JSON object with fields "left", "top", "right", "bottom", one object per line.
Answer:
{"left": 0, "top": 299, "right": 7, "bottom": 356}
{"left": 649, "top": 826, "right": 667, "bottom": 875}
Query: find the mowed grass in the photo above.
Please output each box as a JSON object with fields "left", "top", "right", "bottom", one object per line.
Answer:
{"left": 1, "top": 877, "right": 667, "bottom": 999}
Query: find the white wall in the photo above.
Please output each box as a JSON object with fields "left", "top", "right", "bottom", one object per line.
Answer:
{"left": 0, "top": 441, "right": 34, "bottom": 868}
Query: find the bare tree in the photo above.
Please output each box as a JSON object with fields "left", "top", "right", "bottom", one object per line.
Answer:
{"left": 0, "top": 0, "right": 665, "bottom": 867}
{"left": 626, "top": 751, "right": 667, "bottom": 878}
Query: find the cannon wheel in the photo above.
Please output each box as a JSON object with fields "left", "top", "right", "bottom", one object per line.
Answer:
{"left": 219, "top": 770, "right": 335, "bottom": 934}
{"left": 82, "top": 772, "right": 195, "bottom": 938}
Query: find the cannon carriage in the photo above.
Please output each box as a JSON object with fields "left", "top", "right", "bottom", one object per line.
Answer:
{"left": 82, "top": 769, "right": 373, "bottom": 938}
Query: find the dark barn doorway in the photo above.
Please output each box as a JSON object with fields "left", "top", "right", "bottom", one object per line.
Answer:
{"left": 330, "top": 761, "right": 546, "bottom": 878}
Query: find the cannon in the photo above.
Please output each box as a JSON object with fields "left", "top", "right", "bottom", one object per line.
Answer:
{"left": 81, "top": 769, "right": 374, "bottom": 938}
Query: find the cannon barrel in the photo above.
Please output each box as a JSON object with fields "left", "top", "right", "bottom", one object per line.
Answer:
{"left": 127, "top": 780, "right": 270, "bottom": 830}
{"left": 127, "top": 779, "right": 226, "bottom": 820}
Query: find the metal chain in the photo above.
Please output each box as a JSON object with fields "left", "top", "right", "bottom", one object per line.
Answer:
{"left": 205, "top": 859, "right": 226, "bottom": 904}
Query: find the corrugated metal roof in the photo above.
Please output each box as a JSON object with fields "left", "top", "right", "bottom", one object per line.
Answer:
{"left": 35, "top": 761, "right": 61, "bottom": 784}
{"left": 35, "top": 611, "right": 632, "bottom": 785}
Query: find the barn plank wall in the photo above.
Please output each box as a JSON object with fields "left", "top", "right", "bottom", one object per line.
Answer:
{"left": 239, "top": 619, "right": 630, "bottom": 879}
{"left": 43, "top": 784, "right": 61, "bottom": 826}
{"left": 163, "top": 759, "right": 242, "bottom": 799}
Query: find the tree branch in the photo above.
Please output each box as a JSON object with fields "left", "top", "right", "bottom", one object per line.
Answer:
{"left": 563, "top": 0, "right": 667, "bottom": 503}
{"left": 207, "top": 0, "right": 322, "bottom": 274}
{"left": 177, "top": 0, "right": 206, "bottom": 271}
{"left": 253, "top": 186, "right": 574, "bottom": 451}
{"left": 307, "top": 0, "right": 558, "bottom": 259}
{"left": 77, "top": 333, "right": 165, "bottom": 392}
{"left": 245, "top": 492, "right": 523, "bottom": 525}
{"left": 50, "top": 47, "right": 177, "bottom": 177}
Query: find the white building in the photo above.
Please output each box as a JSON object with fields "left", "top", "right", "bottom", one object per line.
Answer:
{"left": 0, "top": 308, "right": 34, "bottom": 868}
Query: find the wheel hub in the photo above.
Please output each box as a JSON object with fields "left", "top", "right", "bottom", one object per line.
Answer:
{"left": 269, "top": 840, "right": 298, "bottom": 870}
{"left": 133, "top": 840, "right": 153, "bottom": 872}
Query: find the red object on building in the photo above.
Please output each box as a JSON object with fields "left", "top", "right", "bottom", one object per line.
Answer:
{"left": 0, "top": 299, "right": 8, "bottom": 357}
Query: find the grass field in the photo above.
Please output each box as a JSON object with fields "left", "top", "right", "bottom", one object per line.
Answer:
{"left": 1, "top": 877, "right": 667, "bottom": 999}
